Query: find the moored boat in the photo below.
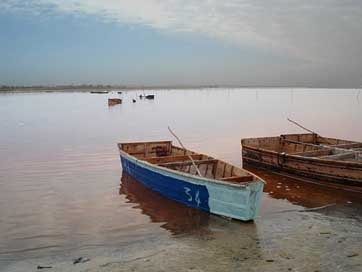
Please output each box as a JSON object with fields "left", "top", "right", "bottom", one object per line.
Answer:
{"left": 108, "top": 98, "right": 122, "bottom": 106}
{"left": 241, "top": 133, "right": 362, "bottom": 187}
{"left": 118, "top": 141, "right": 265, "bottom": 221}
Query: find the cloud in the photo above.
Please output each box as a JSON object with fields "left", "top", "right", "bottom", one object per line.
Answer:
{"left": 2, "top": 0, "right": 362, "bottom": 84}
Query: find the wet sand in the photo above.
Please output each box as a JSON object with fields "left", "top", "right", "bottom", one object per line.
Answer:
{"left": 86, "top": 213, "right": 361, "bottom": 272}
{"left": 5, "top": 206, "right": 362, "bottom": 272}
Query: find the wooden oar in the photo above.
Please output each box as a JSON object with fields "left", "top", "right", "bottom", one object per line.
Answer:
{"left": 287, "top": 118, "right": 317, "bottom": 134}
{"left": 287, "top": 118, "right": 334, "bottom": 145}
{"left": 168, "top": 126, "right": 203, "bottom": 177}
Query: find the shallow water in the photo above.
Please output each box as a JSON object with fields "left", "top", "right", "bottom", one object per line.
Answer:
{"left": 0, "top": 88, "right": 361, "bottom": 270}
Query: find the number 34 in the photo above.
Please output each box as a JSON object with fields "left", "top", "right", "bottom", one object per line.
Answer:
{"left": 184, "top": 187, "right": 201, "bottom": 207}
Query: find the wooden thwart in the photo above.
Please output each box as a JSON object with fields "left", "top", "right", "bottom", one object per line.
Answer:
{"left": 294, "top": 149, "right": 332, "bottom": 157}
{"left": 221, "top": 175, "right": 254, "bottom": 183}
{"left": 144, "top": 154, "right": 203, "bottom": 164}
{"left": 159, "top": 159, "right": 217, "bottom": 168}
{"left": 283, "top": 139, "right": 362, "bottom": 157}
{"left": 330, "top": 142, "right": 362, "bottom": 149}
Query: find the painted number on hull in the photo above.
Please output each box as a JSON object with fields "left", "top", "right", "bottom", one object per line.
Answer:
{"left": 184, "top": 187, "right": 201, "bottom": 207}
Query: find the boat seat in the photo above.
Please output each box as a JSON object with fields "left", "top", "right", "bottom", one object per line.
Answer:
{"left": 158, "top": 159, "right": 218, "bottom": 168}
{"left": 331, "top": 143, "right": 362, "bottom": 149}
{"left": 320, "top": 151, "right": 362, "bottom": 161}
{"left": 293, "top": 149, "right": 332, "bottom": 157}
{"left": 143, "top": 154, "right": 203, "bottom": 164}
{"left": 221, "top": 175, "right": 254, "bottom": 183}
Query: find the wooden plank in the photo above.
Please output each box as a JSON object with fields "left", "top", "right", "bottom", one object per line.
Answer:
{"left": 143, "top": 154, "right": 203, "bottom": 164}
{"left": 283, "top": 139, "right": 361, "bottom": 155}
{"left": 282, "top": 139, "right": 322, "bottom": 148}
{"left": 331, "top": 142, "right": 362, "bottom": 149}
{"left": 205, "top": 163, "right": 209, "bottom": 176}
{"left": 159, "top": 159, "right": 218, "bottom": 168}
{"left": 294, "top": 149, "right": 332, "bottom": 157}
{"left": 243, "top": 145, "right": 362, "bottom": 184}
{"left": 221, "top": 175, "right": 254, "bottom": 183}
{"left": 320, "top": 152, "right": 357, "bottom": 161}
{"left": 222, "top": 163, "right": 227, "bottom": 178}
{"left": 121, "top": 140, "right": 172, "bottom": 146}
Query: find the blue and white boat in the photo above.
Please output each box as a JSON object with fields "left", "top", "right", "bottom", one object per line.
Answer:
{"left": 118, "top": 141, "right": 265, "bottom": 221}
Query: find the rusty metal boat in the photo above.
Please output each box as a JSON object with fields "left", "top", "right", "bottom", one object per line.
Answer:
{"left": 241, "top": 133, "right": 362, "bottom": 187}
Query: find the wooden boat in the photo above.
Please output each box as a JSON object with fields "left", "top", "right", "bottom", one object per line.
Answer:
{"left": 118, "top": 141, "right": 265, "bottom": 221}
{"left": 139, "top": 94, "right": 155, "bottom": 99}
{"left": 241, "top": 133, "right": 362, "bottom": 187}
{"left": 145, "top": 94, "right": 155, "bottom": 99}
{"left": 108, "top": 98, "right": 122, "bottom": 106}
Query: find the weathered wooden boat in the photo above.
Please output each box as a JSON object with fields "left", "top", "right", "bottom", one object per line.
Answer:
{"left": 241, "top": 133, "right": 362, "bottom": 187}
{"left": 145, "top": 94, "right": 155, "bottom": 99}
{"left": 139, "top": 94, "right": 155, "bottom": 99}
{"left": 108, "top": 98, "right": 122, "bottom": 106}
{"left": 118, "top": 141, "right": 265, "bottom": 221}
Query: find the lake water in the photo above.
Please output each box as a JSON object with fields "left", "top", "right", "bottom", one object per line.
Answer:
{"left": 0, "top": 88, "right": 361, "bottom": 271}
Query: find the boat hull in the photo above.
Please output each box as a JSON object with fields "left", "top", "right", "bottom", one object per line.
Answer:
{"left": 120, "top": 154, "right": 264, "bottom": 221}
{"left": 242, "top": 146, "right": 362, "bottom": 186}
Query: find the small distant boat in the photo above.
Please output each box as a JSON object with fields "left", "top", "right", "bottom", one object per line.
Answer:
{"left": 139, "top": 94, "right": 155, "bottom": 99}
{"left": 118, "top": 141, "right": 265, "bottom": 221}
{"left": 145, "top": 94, "right": 155, "bottom": 99}
{"left": 108, "top": 98, "right": 122, "bottom": 106}
{"left": 241, "top": 133, "right": 362, "bottom": 187}
{"left": 90, "top": 91, "right": 108, "bottom": 94}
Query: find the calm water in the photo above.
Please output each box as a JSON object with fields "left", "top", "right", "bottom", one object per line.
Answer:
{"left": 0, "top": 88, "right": 361, "bottom": 269}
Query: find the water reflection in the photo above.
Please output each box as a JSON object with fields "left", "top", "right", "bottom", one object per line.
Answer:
{"left": 119, "top": 173, "right": 210, "bottom": 236}
{"left": 247, "top": 166, "right": 362, "bottom": 219}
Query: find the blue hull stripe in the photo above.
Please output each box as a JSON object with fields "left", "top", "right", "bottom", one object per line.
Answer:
{"left": 121, "top": 156, "right": 210, "bottom": 212}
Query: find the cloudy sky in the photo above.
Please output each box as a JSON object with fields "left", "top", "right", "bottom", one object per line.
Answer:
{"left": 1, "top": 0, "right": 362, "bottom": 87}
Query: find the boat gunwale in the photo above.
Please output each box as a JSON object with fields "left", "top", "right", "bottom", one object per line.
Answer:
{"left": 118, "top": 144, "right": 265, "bottom": 188}
{"left": 241, "top": 137, "right": 362, "bottom": 168}
{"left": 119, "top": 140, "right": 173, "bottom": 146}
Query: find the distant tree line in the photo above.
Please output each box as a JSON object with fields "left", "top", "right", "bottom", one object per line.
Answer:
{"left": 0, "top": 84, "right": 124, "bottom": 91}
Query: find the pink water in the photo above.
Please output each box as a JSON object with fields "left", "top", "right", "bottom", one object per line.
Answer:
{"left": 0, "top": 88, "right": 361, "bottom": 268}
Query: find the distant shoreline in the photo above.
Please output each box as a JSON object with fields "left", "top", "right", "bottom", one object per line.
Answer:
{"left": 0, "top": 85, "right": 359, "bottom": 93}
{"left": 0, "top": 85, "right": 219, "bottom": 93}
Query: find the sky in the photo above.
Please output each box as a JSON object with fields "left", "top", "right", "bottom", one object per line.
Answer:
{"left": 1, "top": 0, "right": 362, "bottom": 87}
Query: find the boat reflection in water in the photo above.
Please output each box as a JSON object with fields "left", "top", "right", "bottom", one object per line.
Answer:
{"left": 247, "top": 166, "right": 362, "bottom": 219}
{"left": 119, "top": 172, "right": 211, "bottom": 236}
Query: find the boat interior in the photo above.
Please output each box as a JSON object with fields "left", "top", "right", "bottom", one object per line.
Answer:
{"left": 242, "top": 133, "right": 362, "bottom": 162}
{"left": 119, "top": 141, "right": 256, "bottom": 184}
